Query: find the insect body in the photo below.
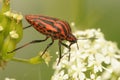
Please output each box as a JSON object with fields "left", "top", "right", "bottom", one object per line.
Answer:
{"left": 9, "top": 15, "right": 78, "bottom": 64}
{"left": 25, "top": 15, "right": 77, "bottom": 42}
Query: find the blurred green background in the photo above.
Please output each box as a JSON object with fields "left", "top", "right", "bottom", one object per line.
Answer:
{"left": 0, "top": 0, "right": 120, "bottom": 80}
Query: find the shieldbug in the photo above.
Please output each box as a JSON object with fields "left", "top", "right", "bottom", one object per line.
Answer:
{"left": 9, "top": 15, "right": 78, "bottom": 64}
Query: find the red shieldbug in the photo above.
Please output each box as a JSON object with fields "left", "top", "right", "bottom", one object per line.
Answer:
{"left": 9, "top": 15, "right": 78, "bottom": 64}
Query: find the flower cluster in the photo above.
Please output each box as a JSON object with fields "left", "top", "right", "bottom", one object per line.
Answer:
{"left": 52, "top": 29, "right": 120, "bottom": 80}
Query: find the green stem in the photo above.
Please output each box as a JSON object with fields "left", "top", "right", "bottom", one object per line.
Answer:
{"left": 12, "top": 57, "right": 30, "bottom": 63}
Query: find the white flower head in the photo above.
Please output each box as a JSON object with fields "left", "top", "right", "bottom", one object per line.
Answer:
{"left": 52, "top": 28, "right": 120, "bottom": 80}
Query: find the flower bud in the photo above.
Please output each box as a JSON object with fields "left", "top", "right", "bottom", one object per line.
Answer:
{"left": 9, "top": 30, "right": 19, "bottom": 39}
{"left": 0, "top": 26, "right": 4, "bottom": 31}
{"left": 0, "top": 11, "right": 23, "bottom": 61}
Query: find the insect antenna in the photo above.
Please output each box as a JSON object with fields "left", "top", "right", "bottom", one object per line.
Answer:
{"left": 76, "top": 42, "right": 79, "bottom": 50}
{"left": 77, "top": 37, "right": 98, "bottom": 41}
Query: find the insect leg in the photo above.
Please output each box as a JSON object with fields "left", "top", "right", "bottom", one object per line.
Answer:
{"left": 8, "top": 37, "right": 49, "bottom": 53}
{"left": 57, "top": 40, "right": 62, "bottom": 65}
{"left": 57, "top": 41, "right": 71, "bottom": 65}
{"left": 60, "top": 42, "right": 70, "bottom": 49}
{"left": 23, "top": 25, "right": 32, "bottom": 29}
{"left": 40, "top": 38, "right": 54, "bottom": 57}
{"left": 60, "top": 41, "right": 72, "bottom": 61}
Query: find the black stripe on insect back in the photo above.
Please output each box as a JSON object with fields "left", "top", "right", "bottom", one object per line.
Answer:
{"left": 38, "top": 16, "right": 68, "bottom": 35}
{"left": 38, "top": 16, "right": 67, "bottom": 35}
{"left": 39, "top": 15, "right": 58, "bottom": 21}
{"left": 42, "top": 18, "right": 68, "bottom": 36}
{"left": 31, "top": 18, "right": 46, "bottom": 29}
{"left": 63, "top": 21, "right": 71, "bottom": 33}
{"left": 40, "top": 18, "right": 61, "bottom": 33}
{"left": 56, "top": 21, "right": 68, "bottom": 36}
{"left": 40, "top": 16, "right": 68, "bottom": 35}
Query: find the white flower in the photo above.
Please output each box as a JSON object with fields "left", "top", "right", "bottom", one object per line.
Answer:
{"left": 90, "top": 74, "right": 95, "bottom": 79}
{"left": 96, "top": 76, "right": 101, "bottom": 80}
{"left": 52, "top": 28, "right": 120, "bottom": 80}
